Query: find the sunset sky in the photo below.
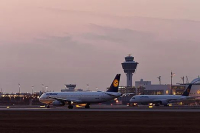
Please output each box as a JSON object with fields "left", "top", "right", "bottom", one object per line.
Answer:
{"left": 0, "top": 0, "right": 200, "bottom": 93}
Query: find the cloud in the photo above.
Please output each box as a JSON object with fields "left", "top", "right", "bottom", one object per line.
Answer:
{"left": 82, "top": 24, "right": 154, "bottom": 44}
{"left": 1, "top": 5, "right": 200, "bottom": 93}
{"left": 38, "top": 7, "right": 124, "bottom": 20}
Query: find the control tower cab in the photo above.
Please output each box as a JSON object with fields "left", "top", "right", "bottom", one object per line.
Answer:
{"left": 61, "top": 84, "right": 76, "bottom": 92}
{"left": 121, "top": 55, "right": 138, "bottom": 87}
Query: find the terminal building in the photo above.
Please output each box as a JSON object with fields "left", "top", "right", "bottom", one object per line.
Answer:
{"left": 135, "top": 79, "right": 186, "bottom": 95}
{"left": 135, "top": 78, "right": 200, "bottom": 97}
{"left": 0, "top": 92, "right": 42, "bottom": 105}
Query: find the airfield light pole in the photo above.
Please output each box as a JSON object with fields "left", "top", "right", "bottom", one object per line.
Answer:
{"left": 171, "top": 71, "right": 175, "bottom": 95}
{"left": 18, "top": 83, "right": 20, "bottom": 94}
{"left": 42, "top": 84, "right": 45, "bottom": 92}
{"left": 45, "top": 86, "right": 48, "bottom": 92}
{"left": 157, "top": 76, "right": 161, "bottom": 85}
{"left": 32, "top": 86, "right": 34, "bottom": 94}
{"left": 18, "top": 83, "right": 21, "bottom": 101}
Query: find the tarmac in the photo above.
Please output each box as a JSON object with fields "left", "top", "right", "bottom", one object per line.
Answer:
{"left": 1, "top": 105, "right": 200, "bottom": 112}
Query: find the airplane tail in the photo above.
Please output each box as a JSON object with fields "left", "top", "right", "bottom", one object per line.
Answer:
{"left": 182, "top": 84, "right": 193, "bottom": 96}
{"left": 107, "top": 74, "right": 121, "bottom": 92}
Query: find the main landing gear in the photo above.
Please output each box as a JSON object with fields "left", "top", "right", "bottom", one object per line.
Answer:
{"left": 85, "top": 103, "right": 90, "bottom": 109}
{"left": 155, "top": 103, "right": 160, "bottom": 106}
{"left": 164, "top": 104, "right": 169, "bottom": 107}
{"left": 68, "top": 101, "right": 73, "bottom": 109}
{"left": 47, "top": 104, "right": 50, "bottom": 108}
{"left": 68, "top": 105, "right": 73, "bottom": 109}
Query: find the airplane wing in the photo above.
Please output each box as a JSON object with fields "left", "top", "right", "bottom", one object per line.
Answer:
{"left": 49, "top": 97, "right": 83, "bottom": 103}
{"left": 153, "top": 99, "right": 167, "bottom": 102}
{"left": 121, "top": 93, "right": 134, "bottom": 97}
{"left": 153, "top": 99, "right": 176, "bottom": 103}
{"left": 186, "top": 96, "right": 200, "bottom": 99}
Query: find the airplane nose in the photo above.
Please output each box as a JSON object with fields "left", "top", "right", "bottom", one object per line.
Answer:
{"left": 39, "top": 96, "right": 42, "bottom": 101}
{"left": 39, "top": 94, "right": 45, "bottom": 101}
{"left": 129, "top": 99, "right": 134, "bottom": 102}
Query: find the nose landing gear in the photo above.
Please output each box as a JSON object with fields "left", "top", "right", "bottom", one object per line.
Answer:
{"left": 68, "top": 101, "right": 73, "bottom": 109}
{"left": 47, "top": 104, "right": 50, "bottom": 108}
{"left": 68, "top": 105, "right": 73, "bottom": 109}
{"left": 85, "top": 103, "right": 90, "bottom": 109}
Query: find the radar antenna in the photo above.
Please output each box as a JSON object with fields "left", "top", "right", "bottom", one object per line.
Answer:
{"left": 181, "top": 76, "right": 185, "bottom": 84}
{"left": 186, "top": 76, "right": 189, "bottom": 83}
{"left": 157, "top": 76, "right": 161, "bottom": 85}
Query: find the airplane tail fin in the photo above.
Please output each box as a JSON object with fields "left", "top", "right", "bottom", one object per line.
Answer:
{"left": 107, "top": 74, "right": 121, "bottom": 92}
{"left": 182, "top": 84, "right": 193, "bottom": 96}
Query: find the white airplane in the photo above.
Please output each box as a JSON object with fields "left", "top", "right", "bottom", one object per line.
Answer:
{"left": 39, "top": 74, "right": 122, "bottom": 109}
{"left": 129, "top": 84, "right": 193, "bottom": 106}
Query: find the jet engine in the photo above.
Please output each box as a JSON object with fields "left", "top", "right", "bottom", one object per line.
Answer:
{"left": 52, "top": 100, "right": 65, "bottom": 106}
{"left": 160, "top": 100, "right": 168, "bottom": 106}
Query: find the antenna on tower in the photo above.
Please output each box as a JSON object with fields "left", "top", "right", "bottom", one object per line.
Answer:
{"left": 186, "top": 76, "right": 189, "bottom": 83}
{"left": 181, "top": 76, "right": 185, "bottom": 84}
{"left": 87, "top": 84, "right": 89, "bottom": 90}
{"left": 157, "top": 76, "right": 161, "bottom": 85}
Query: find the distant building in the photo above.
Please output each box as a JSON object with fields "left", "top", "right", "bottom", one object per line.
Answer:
{"left": 76, "top": 89, "right": 83, "bottom": 91}
{"left": 61, "top": 84, "right": 76, "bottom": 92}
{"left": 135, "top": 79, "right": 151, "bottom": 88}
{"left": 135, "top": 79, "right": 187, "bottom": 95}
{"left": 0, "top": 92, "right": 41, "bottom": 105}
{"left": 144, "top": 84, "right": 171, "bottom": 95}
{"left": 118, "top": 86, "right": 136, "bottom": 94}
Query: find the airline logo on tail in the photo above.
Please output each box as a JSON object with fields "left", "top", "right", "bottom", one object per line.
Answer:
{"left": 107, "top": 74, "right": 121, "bottom": 92}
{"left": 182, "top": 84, "right": 192, "bottom": 96}
{"left": 113, "top": 79, "right": 119, "bottom": 87}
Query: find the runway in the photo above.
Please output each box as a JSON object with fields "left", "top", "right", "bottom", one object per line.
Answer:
{"left": 1, "top": 105, "right": 200, "bottom": 112}
{"left": 1, "top": 106, "right": 200, "bottom": 133}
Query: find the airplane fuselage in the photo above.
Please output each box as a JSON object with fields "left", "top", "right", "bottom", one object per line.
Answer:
{"left": 130, "top": 95, "right": 190, "bottom": 104}
{"left": 39, "top": 91, "right": 122, "bottom": 105}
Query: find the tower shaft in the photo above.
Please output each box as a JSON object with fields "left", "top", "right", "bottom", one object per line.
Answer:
{"left": 126, "top": 72, "right": 133, "bottom": 87}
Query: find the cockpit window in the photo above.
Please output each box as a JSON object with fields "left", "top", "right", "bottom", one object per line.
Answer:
{"left": 132, "top": 97, "right": 135, "bottom": 99}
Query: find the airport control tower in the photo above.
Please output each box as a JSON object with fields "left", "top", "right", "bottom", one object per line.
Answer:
{"left": 121, "top": 55, "right": 138, "bottom": 87}
{"left": 61, "top": 84, "right": 76, "bottom": 92}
